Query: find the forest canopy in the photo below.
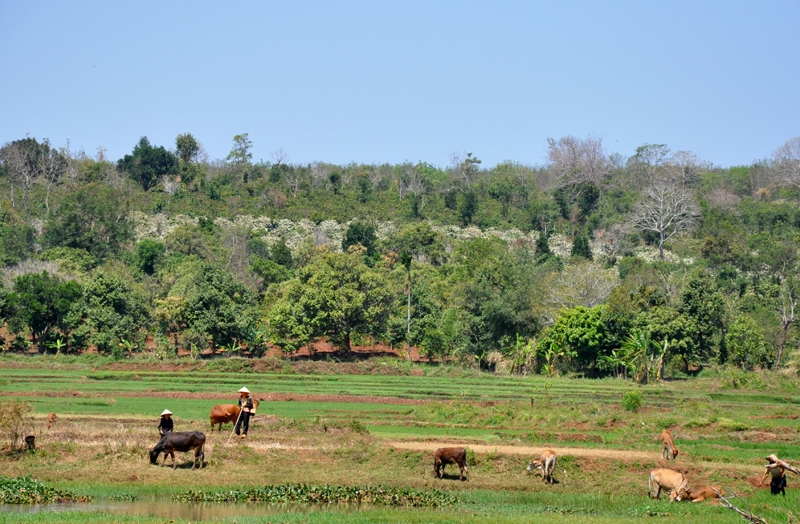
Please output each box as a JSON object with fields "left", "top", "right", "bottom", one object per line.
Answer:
{"left": 2, "top": 133, "right": 800, "bottom": 381}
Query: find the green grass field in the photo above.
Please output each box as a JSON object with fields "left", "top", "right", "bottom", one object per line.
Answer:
{"left": 1, "top": 354, "right": 799, "bottom": 523}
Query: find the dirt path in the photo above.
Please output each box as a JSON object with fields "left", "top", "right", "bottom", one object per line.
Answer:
{"left": 386, "top": 440, "right": 657, "bottom": 460}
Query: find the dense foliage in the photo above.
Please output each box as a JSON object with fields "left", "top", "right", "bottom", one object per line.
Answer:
{"left": 174, "top": 483, "right": 459, "bottom": 507}
{"left": 0, "top": 476, "right": 88, "bottom": 504}
{"left": 2, "top": 132, "right": 800, "bottom": 380}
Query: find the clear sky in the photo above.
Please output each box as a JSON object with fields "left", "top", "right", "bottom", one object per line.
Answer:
{"left": 1, "top": 1, "right": 798, "bottom": 168}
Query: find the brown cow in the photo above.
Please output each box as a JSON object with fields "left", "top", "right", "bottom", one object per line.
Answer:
{"left": 434, "top": 447, "right": 468, "bottom": 481}
{"left": 649, "top": 468, "right": 687, "bottom": 501}
{"left": 661, "top": 429, "right": 679, "bottom": 460}
{"left": 46, "top": 413, "right": 58, "bottom": 429}
{"left": 527, "top": 449, "right": 557, "bottom": 484}
{"left": 675, "top": 485, "right": 723, "bottom": 502}
{"left": 209, "top": 399, "right": 260, "bottom": 432}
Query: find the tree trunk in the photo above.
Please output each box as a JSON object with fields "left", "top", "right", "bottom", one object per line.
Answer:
{"left": 658, "top": 231, "right": 665, "bottom": 260}
{"left": 406, "top": 276, "right": 412, "bottom": 362}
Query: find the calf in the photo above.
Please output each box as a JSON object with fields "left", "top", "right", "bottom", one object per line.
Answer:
{"left": 527, "top": 449, "right": 557, "bottom": 484}
{"left": 648, "top": 468, "right": 687, "bottom": 501}
{"left": 434, "top": 447, "right": 468, "bottom": 481}
{"left": 675, "top": 485, "right": 723, "bottom": 502}
{"left": 149, "top": 431, "right": 206, "bottom": 470}
{"left": 661, "top": 429, "right": 679, "bottom": 460}
{"left": 46, "top": 413, "right": 58, "bottom": 429}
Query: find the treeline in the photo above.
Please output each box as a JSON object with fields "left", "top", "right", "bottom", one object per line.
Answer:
{"left": 1, "top": 133, "right": 800, "bottom": 381}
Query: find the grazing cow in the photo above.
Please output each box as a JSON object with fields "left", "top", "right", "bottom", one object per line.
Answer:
{"left": 675, "top": 485, "right": 723, "bottom": 502}
{"left": 527, "top": 449, "right": 558, "bottom": 484}
{"left": 149, "top": 431, "right": 206, "bottom": 470}
{"left": 648, "top": 468, "right": 687, "bottom": 501}
{"left": 209, "top": 399, "right": 260, "bottom": 432}
{"left": 661, "top": 429, "right": 679, "bottom": 460}
{"left": 46, "top": 413, "right": 58, "bottom": 429}
{"left": 434, "top": 447, "right": 468, "bottom": 481}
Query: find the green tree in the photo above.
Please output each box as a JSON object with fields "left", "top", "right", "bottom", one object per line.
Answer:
{"left": 43, "top": 183, "right": 131, "bottom": 259}
{"left": 458, "top": 191, "right": 478, "bottom": 225}
{"left": 176, "top": 264, "right": 258, "bottom": 350}
{"left": 270, "top": 238, "right": 294, "bottom": 269}
{"left": 117, "top": 137, "right": 178, "bottom": 191}
{"left": 268, "top": 251, "right": 393, "bottom": 354}
{"left": 725, "top": 315, "right": 770, "bottom": 371}
{"left": 251, "top": 257, "right": 292, "bottom": 291}
{"left": 6, "top": 272, "right": 82, "bottom": 353}
{"left": 342, "top": 221, "right": 377, "bottom": 257}
{"left": 135, "top": 239, "right": 165, "bottom": 275}
{"left": 571, "top": 232, "right": 593, "bottom": 260}
{"left": 537, "top": 305, "right": 614, "bottom": 375}
{"left": 677, "top": 268, "right": 724, "bottom": 366}
{"left": 175, "top": 133, "right": 200, "bottom": 164}
{"left": 80, "top": 270, "right": 148, "bottom": 354}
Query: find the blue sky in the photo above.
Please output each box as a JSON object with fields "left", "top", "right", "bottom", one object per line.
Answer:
{"left": 1, "top": 1, "right": 798, "bottom": 168}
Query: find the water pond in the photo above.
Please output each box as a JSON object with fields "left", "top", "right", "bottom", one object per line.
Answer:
{"left": 0, "top": 499, "right": 359, "bottom": 520}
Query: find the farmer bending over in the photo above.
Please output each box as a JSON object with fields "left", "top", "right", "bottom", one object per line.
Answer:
{"left": 235, "top": 387, "right": 254, "bottom": 438}
{"left": 158, "top": 409, "right": 174, "bottom": 436}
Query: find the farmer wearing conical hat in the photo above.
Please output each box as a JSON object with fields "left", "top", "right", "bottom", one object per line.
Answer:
{"left": 235, "top": 387, "right": 254, "bottom": 438}
{"left": 158, "top": 409, "right": 174, "bottom": 436}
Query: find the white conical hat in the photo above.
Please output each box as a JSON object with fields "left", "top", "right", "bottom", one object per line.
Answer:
{"left": 161, "top": 409, "right": 172, "bottom": 416}
{"left": 239, "top": 387, "right": 250, "bottom": 393}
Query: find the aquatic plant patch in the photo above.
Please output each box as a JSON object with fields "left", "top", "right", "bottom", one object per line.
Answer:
{"left": 174, "top": 483, "right": 459, "bottom": 507}
{"left": 0, "top": 476, "right": 89, "bottom": 504}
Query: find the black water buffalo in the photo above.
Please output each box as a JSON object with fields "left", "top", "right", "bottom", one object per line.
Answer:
{"left": 149, "top": 431, "right": 206, "bottom": 470}
{"left": 434, "top": 447, "right": 468, "bottom": 481}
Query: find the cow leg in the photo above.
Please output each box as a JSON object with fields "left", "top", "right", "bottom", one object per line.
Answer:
{"left": 171, "top": 451, "right": 177, "bottom": 470}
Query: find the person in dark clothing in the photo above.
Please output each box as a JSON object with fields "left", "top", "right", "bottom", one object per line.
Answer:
{"left": 158, "top": 409, "right": 174, "bottom": 435}
{"left": 235, "top": 387, "right": 253, "bottom": 438}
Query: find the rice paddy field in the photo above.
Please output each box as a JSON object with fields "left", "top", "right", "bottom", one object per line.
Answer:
{"left": 1, "top": 354, "right": 799, "bottom": 523}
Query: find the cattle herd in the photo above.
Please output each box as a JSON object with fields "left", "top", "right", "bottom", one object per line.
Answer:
{"left": 145, "top": 402, "right": 796, "bottom": 503}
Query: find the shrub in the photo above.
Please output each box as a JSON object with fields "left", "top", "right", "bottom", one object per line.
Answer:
{"left": 0, "top": 476, "right": 88, "bottom": 504}
{"left": 0, "top": 400, "right": 33, "bottom": 451}
{"left": 174, "top": 484, "right": 458, "bottom": 507}
{"left": 621, "top": 391, "right": 642, "bottom": 412}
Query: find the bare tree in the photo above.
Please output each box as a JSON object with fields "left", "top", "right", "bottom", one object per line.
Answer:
{"left": 546, "top": 135, "right": 610, "bottom": 189}
{"left": 38, "top": 139, "right": 68, "bottom": 215}
{"left": 665, "top": 150, "right": 704, "bottom": 187}
{"left": 310, "top": 162, "right": 332, "bottom": 190}
{"left": 284, "top": 166, "right": 305, "bottom": 199}
{"left": 537, "top": 261, "right": 619, "bottom": 325}
{"left": 631, "top": 178, "right": 700, "bottom": 260}
{"left": 0, "top": 140, "right": 36, "bottom": 215}
{"left": 774, "top": 272, "right": 798, "bottom": 369}
{"left": 162, "top": 176, "right": 180, "bottom": 195}
{"left": 449, "top": 152, "right": 481, "bottom": 187}
{"left": 271, "top": 147, "right": 289, "bottom": 167}
{"left": 773, "top": 136, "right": 800, "bottom": 188}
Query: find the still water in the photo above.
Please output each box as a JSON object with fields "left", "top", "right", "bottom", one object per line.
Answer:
{"left": 0, "top": 500, "right": 360, "bottom": 520}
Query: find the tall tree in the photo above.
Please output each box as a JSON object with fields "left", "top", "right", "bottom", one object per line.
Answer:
{"left": 268, "top": 251, "right": 393, "bottom": 354}
{"left": 117, "top": 137, "right": 178, "bottom": 191}
{"left": 6, "top": 271, "right": 82, "bottom": 353}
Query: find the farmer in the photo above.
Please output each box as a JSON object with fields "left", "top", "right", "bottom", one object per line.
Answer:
{"left": 158, "top": 409, "right": 174, "bottom": 436}
{"left": 235, "top": 387, "right": 254, "bottom": 438}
